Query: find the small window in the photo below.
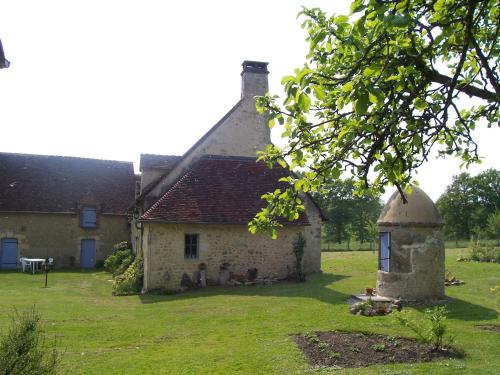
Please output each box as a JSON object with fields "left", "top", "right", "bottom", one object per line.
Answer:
{"left": 184, "top": 234, "right": 199, "bottom": 259}
{"left": 379, "top": 232, "right": 391, "bottom": 272}
{"left": 81, "top": 207, "right": 97, "bottom": 228}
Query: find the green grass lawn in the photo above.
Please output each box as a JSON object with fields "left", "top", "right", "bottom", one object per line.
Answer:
{"left": 1, "top": 249, "right": 499, "bottom": 374}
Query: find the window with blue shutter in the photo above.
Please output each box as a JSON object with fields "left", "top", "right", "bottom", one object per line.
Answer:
{"left": 81, "top": 207, "right": 97, "bottom": 228}
{"left": 379, "top": 232, "right": 391, "bottom": 272}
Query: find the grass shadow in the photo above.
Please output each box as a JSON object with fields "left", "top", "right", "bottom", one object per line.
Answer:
{"left": 138, "top": 272, "right": 350, "bottom": 306}
{"left": 446, "top": 297, "right": 499, "bottom": 321}
{"left": 410, "top": 297, "right": 498, "bottom": 321}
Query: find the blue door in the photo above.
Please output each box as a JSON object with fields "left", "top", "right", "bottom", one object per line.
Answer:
{"left": 80, "top": 239, "right": 96, "bottom": 268}
{"left": 379, "top": 232, "right": 391, "bottom": 272}
{"left": 1, "top": 238, "right": 18, "bottom": 269}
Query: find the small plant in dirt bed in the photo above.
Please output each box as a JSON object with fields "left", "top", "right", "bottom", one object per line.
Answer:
{"left": 317, "top": 342, "right": 329, "bottom": 352}
{"left": 371, "top": 343, "right": 386, "bottom": 352}
{"left": 0, "top": 307, "right": 59, "bottom": 375}
{"left": 329, "top": 352, "right": 341, "bottom": 361}
{"left": 387, "top": 336, "right": 399, "bottom": 347}
{"left": 349, "top": 346, "right": 360, "bottom": 353}
{"left": 304, "top": 332, "right": 320, "bottom": 344}
{"left": 396, "top": 306, "right": 454, "bottom": 351}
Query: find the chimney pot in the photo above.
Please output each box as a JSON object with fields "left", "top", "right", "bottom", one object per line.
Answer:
{"left": 242, "top": 60, "right": 269, "bottom": 74}
{"left": 241, "top": 60, "right": 269, "bottom": 99}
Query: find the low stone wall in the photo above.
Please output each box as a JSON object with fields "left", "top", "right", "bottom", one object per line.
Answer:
{"left": 142, "top": 223, "right": 316, "bottom": 291}
{"left": 0, "top": 212, "right": 130, "bottom": 268}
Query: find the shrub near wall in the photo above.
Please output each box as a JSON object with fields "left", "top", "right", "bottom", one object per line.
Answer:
{"left": 112, "top": 255, "right": 143, "bottom": 295}
{"left": 104, "top": 242, "right": 134, "bottom": 276}
{"left": 104, "top": 242, "right": 143, "bottom": 295}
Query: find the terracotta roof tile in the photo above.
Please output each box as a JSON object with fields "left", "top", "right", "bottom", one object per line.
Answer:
{"left": 0, "top": 152, "right": 135, "bottom": 214}
{"left": 141, "top": 156, "right": 309, "bottom": 225}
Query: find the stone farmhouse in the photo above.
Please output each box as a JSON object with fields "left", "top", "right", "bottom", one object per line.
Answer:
{"left": 133, "top": 61, "right": 323, "bottom": 291}
{"left": 0, "top": 153, "right": 135, "bottom": 268}
{"left": 0, "top": 61, "right": 324, "bottom": 291}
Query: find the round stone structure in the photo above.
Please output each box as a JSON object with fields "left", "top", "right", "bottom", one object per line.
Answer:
{"left": 376, "top": 186, "right": 445, "bottom": 301}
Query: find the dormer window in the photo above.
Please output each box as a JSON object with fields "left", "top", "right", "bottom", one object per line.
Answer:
{"left": 81, "top": 207, "right": 97, "bottom": 228}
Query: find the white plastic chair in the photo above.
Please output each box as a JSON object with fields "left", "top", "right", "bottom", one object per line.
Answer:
{"left": 20, "top": 258, "right": 32, "bottom": 272}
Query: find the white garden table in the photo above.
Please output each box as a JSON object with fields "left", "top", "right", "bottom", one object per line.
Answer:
{"left": 23, "top": 258, "right": 45, "bottom": 274}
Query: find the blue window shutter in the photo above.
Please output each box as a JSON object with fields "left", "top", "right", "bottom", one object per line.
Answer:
{"left": 82, "top": 207, "right": 97, "bottom": 228}
{"left": 379, "top": 232, "right": 391, "bottom": 272}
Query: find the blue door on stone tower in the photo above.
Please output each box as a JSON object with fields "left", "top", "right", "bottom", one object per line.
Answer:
{"left": 1, "top": 238, "right": 18, "bottom": 269}
{"left": 80, "top": 239, "right": 96, "bottom": 268}
{"left": 379, "top": 232, "right": 391, "bottom": 272}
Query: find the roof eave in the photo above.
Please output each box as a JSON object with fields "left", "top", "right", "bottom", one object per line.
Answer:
{"left": 140, "top": 218, "right": 310, "bottom": 226}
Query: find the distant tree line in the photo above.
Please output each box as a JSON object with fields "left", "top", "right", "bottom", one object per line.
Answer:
{"left": 313, "top": 178, "right": 383, "bottom": 247}
{"left": 313, "top": 170, "right": 500, "bottom": 249}
{"left": 437, "top": 169, "right": 500, "bottom": 244}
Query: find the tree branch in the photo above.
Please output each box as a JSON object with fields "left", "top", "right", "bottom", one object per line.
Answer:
{"left": 426, "top": 68, "right": 498, "bottom": 101}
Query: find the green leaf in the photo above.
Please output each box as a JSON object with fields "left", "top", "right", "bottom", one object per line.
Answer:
{"left": 281, "top": 75, "right": 296, "bottom": 85}
{"left": 355, "top": 92, "right": 370, "bottom": 115}
{"left": 385, "top": 75, "right": 400, "bottom": 82}
{"left": 368, "top": 88, "right": 384, "bottom": 105}
{"left": 335, "top": 15, "right": 349, "bottom": 24}
{"left": 331, "top": 168, "right": 341, "bottom": 179}
{"left": 350, "top": 0, "right": 365, "bottom": 14}
{"left": 341, "top": 81, "right": 354, "bottom": 92}
{"left": 277, "top": 159, "right": 287, "bottom": 168}
{"left": 314, "top": 85, "right": 326, "bottom": 100}
{"left": 298, "top": 93, "right": 311, "bottom": 111}
{"left": 396, "top": 0, "right": 408, "bottom": 11}
{"left": 414, "top": 98, "right": 428, "bottom": 110}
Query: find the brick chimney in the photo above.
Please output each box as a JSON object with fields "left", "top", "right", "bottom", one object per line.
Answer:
{"left": 241, "top": 60, "right": 269, "bottom": 99}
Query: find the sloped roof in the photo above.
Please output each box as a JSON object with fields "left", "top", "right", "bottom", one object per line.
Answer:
{"left": 141, "top": 155, "right": 310, "bottom": 225}
{"left": 0, "top": 152, "right": 135, "bottom": 214}
{"left": 139, "top": 154, "right": 181, "bottom": 171}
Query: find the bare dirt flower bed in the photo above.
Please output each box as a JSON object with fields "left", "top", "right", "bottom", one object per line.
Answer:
{"left": 294, "top": 331, "right": 461, "bottom": 369}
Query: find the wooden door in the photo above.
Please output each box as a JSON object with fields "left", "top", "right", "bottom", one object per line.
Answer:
{"left": 80, "top": 239, "right": 96, "bottom": 268}
{"left": 1, "top": 238, "right": 18, "bottom": 269}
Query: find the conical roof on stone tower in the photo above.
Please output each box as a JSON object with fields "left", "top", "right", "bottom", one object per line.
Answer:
{"left": 377, "top": 186, "right": 443, "bottom": 227}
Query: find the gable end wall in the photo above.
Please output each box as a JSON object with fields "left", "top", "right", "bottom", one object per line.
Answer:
{"left": 148, "top": 98, "right": 270, "bottom": 203}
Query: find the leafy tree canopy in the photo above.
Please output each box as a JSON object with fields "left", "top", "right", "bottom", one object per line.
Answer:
{"left": 487, "top": 210, "right": 500, "bottom": 245}
{"left": 436, "top": 168, "right": 500, "bottom": 239}
{"left": 313, "top": 178, "right": 382, "bottom": 244}
{"left": 249, "top": 0, "right": 499, "bottom": 236}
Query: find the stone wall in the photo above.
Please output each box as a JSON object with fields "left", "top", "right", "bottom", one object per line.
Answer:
{"left": 142, "top": 223, "right": 314, "bottom": 291}
{"left": 0, "top": 212, "right": 130, "bottom": 267}
{"left": 140, "top": 168, "right": 164, "bottom": 194}
{"left": 376, "top": 225, "right": 445, "bottom": 300}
